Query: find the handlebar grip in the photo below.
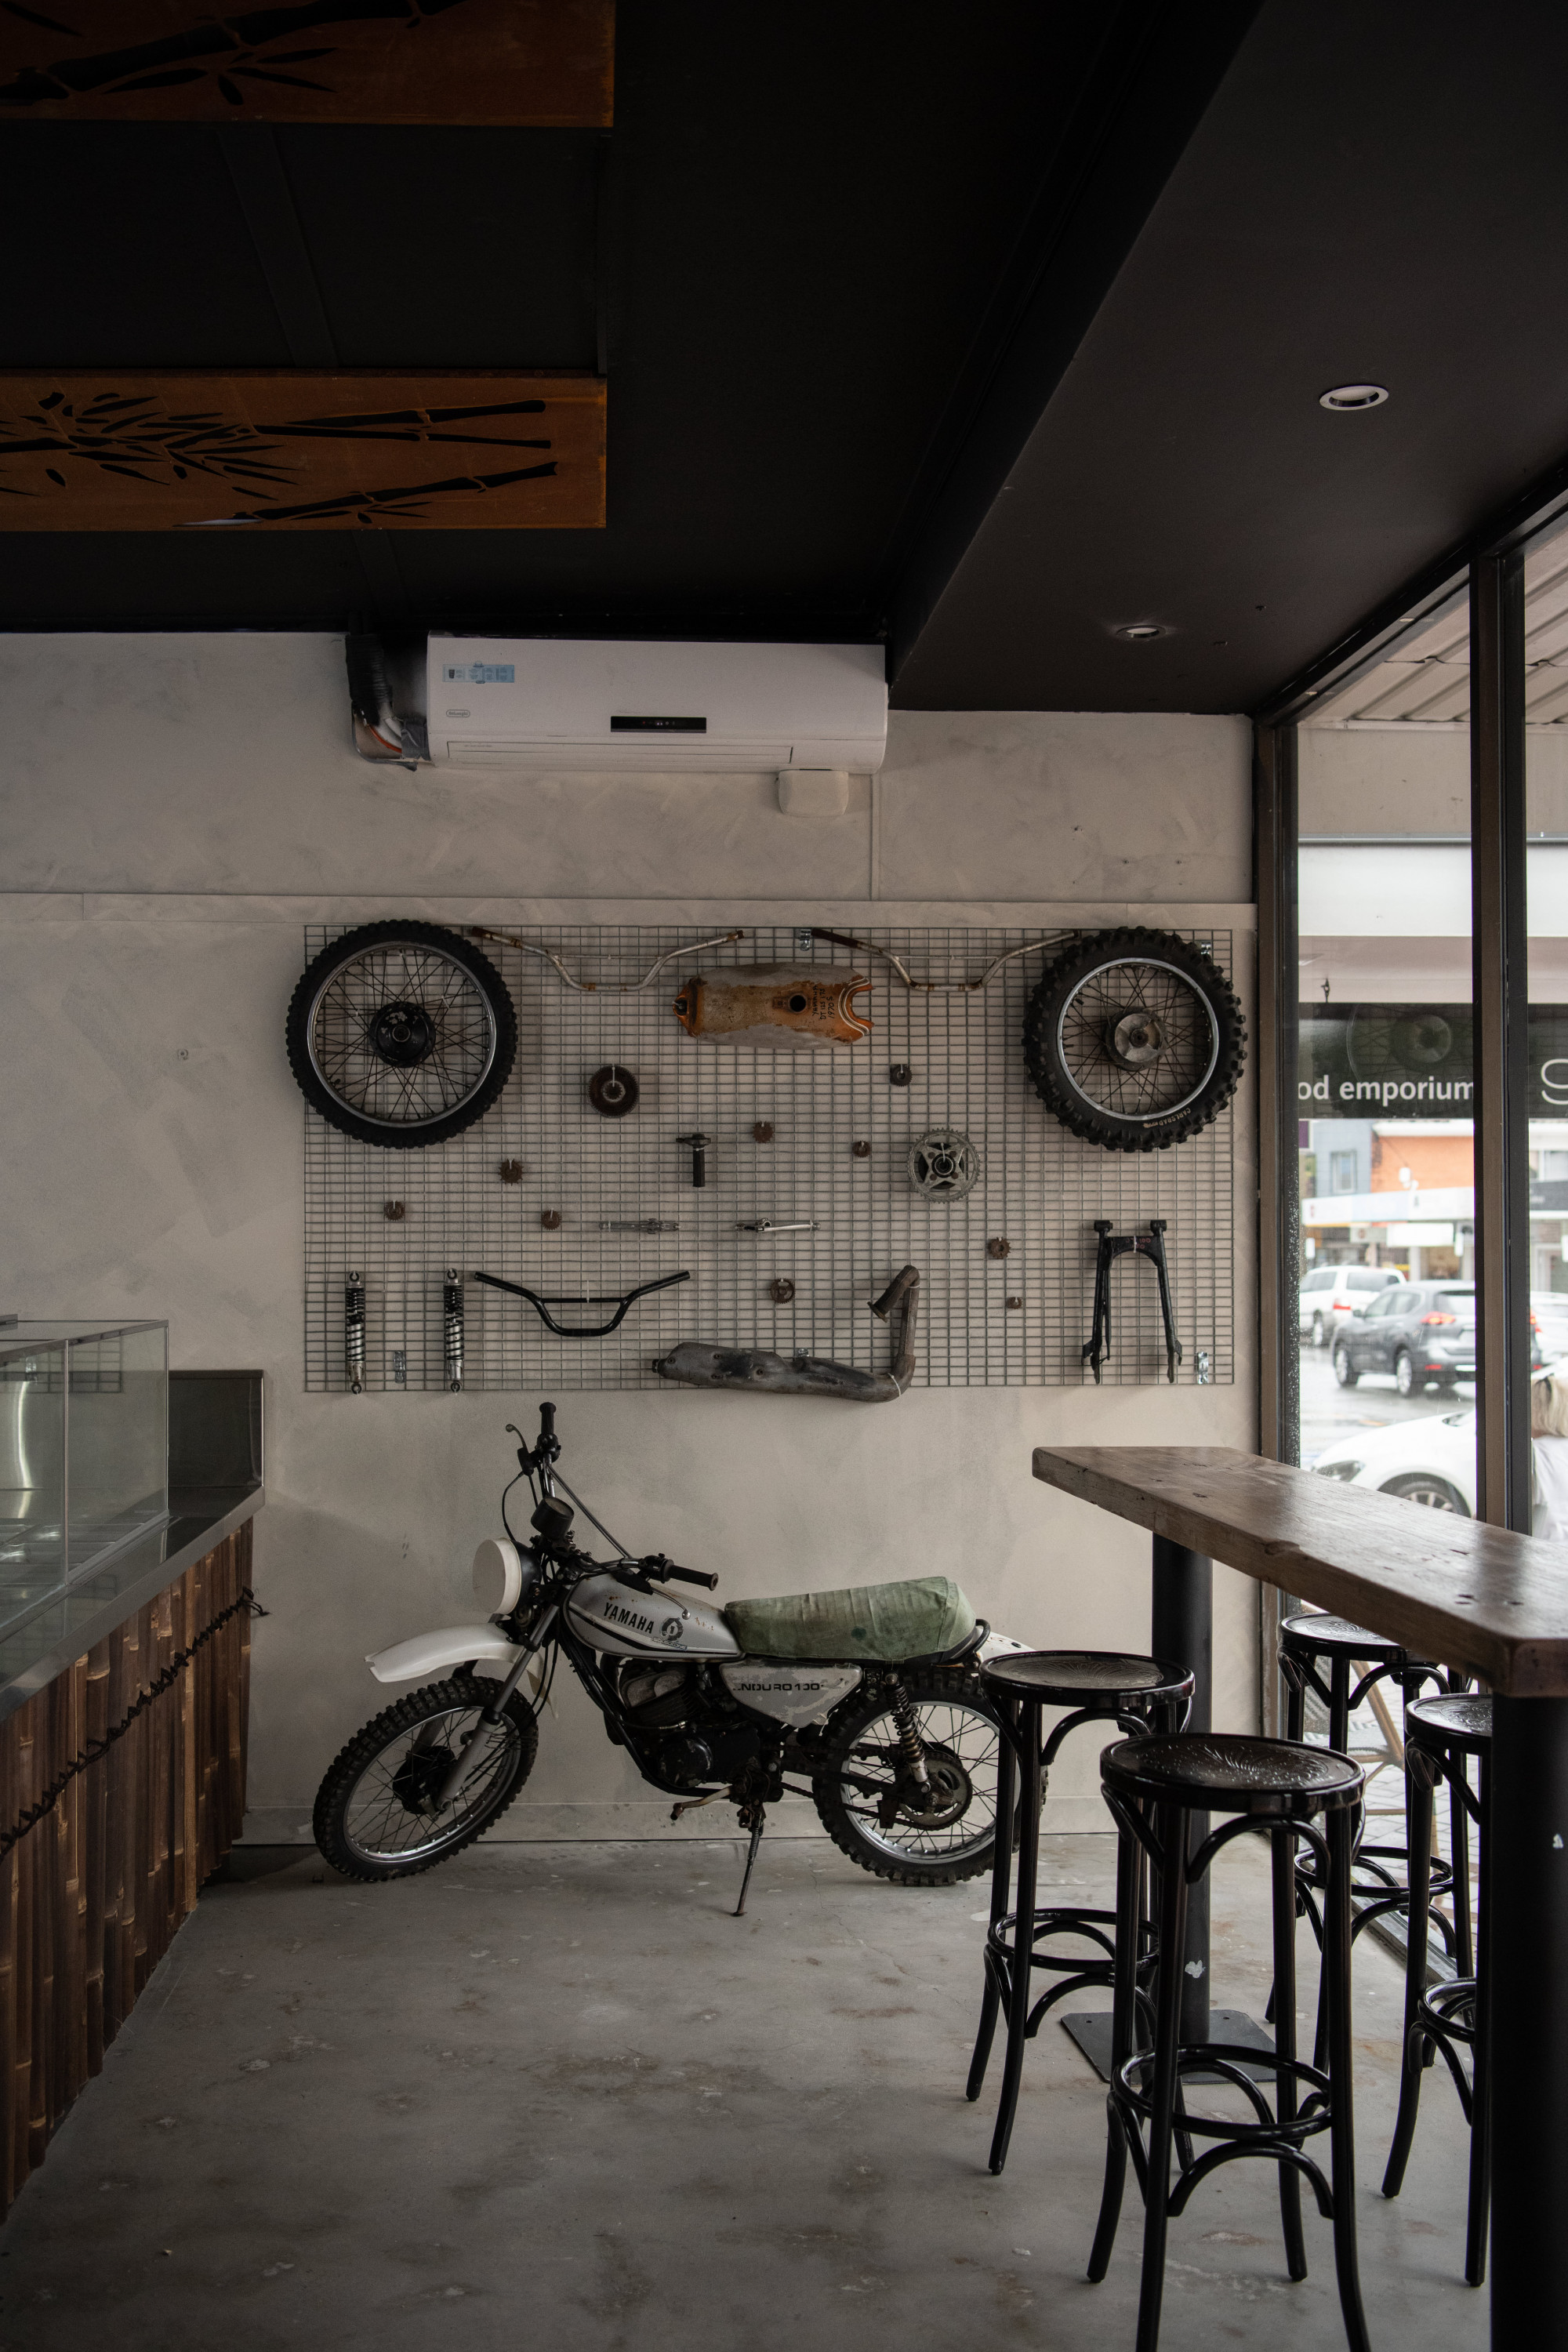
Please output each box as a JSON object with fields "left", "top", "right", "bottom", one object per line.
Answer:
{"left": 539, "top": 1400, "right": 557, "bottom": 1441}
{"left": 666, "top": 1563, "right": 719, "bottom": 1592}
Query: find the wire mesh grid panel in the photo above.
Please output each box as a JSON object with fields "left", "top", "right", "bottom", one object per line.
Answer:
{"left": 301, "top": 924, "right": 1236, "bottom": 1392}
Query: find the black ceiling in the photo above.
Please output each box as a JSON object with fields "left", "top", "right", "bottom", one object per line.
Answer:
{"left": 5, "top": 0, "right": 1568, "bottom": 717}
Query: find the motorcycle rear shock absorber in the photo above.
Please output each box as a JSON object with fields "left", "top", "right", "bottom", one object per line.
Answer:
{"left": 882, "top": 1676, "right": 931, "bottom": 1824}
{"left": 345, "top": 1272, "right": 365, "bottom": 1394}
{"left": 443, "top": 1267, "right": 464, "bottom": 1392}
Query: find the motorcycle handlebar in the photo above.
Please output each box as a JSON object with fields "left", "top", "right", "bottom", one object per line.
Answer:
{"left": 539, "top": 1401, "right": 557, "bottom": 1443}
{"left": 662, "top": 1562, "right": 718, "bottom": 1592}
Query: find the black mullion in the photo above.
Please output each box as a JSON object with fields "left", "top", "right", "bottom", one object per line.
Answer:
{"left": 1471, "top": 550, "right": 1531, "bottom": 1531}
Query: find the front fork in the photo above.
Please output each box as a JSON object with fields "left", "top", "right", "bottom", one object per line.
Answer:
{"left": 432, "top": 1604, "right": 558, "bottom": 1808}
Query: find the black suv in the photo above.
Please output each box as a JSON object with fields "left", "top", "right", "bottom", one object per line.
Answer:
{"left": 1331, "top": 1282, "right": 1476, "bottom": 1396}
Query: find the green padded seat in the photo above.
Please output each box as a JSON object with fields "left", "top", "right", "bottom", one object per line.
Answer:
{"left": 724, "top": 1574, "right": 976, "bottom": 1663}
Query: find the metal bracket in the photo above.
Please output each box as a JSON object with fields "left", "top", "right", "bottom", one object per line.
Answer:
{"left": 1083, "top": 1220, "right": 1182, "bottom": 1385}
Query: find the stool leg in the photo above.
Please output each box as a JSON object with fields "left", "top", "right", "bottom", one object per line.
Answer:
{"left": 967, "top": 1692, "right": 1018, "bottom": 2102}
{"left": 987, "top": 1694, "right": 1041, "bottom": 2175}
{"left": 1464, "top": 1754, "right": 1491, "bottom": 2290}
{"left": 1087, "top": 1801, "right": 1142, "bottom": 2282}
{"left": 1383, "top": 1754, "right": 1435, "bottom": 2198}
{"left": 1324, "top": 1802, "right": 1372, "bottom": 2352}
{"left": 1269, "top": 1659, "right": 1306, "bottom": 2030}
{"left": 1133, "top": 1804, "right": 1188, "bottom": 2352}
{"left": 1272, "top": 1821, "right": 1308, "bottom": 2282}
{"left": 1286, "top": 1658, "right": 1305, "bottom": 1744}
{"left": 1329, "top": 1654, "right": 1352, "bottom": 1755}
{"left": 1311, "top": 1657, "right": 1356, "bottom": 2073}
{"left": 1450, "top": 1756, "right": 1475, "bottom": 1980}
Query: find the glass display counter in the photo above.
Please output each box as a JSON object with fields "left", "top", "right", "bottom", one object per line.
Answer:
{"left": 0, "top": 1319, "right": 169, "bottom": 1641}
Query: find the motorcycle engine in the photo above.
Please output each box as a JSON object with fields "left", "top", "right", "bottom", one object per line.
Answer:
{"left": 617, "top": 1662, "right": 765, "bottom": 1788}
{"left": 647, "top": 1723, "right": 763, "bottom": 1789}
{"left": 617, "top": 1660, "right": 695, "bottom": 1726}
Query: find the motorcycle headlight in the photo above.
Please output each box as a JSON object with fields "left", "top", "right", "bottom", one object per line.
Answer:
{"left": 1314, "top": 1459, "right": 1364, "bottom": 1482}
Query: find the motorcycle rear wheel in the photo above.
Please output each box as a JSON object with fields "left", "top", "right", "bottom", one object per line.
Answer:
{"left": 314, "top": 1675, "right": 538, "bottom": 1881}
{"left": 811, "top": 1668, "right": 1003, "bottom": 1886}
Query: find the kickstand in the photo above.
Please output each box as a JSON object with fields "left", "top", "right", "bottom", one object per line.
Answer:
{"left": 734, "top": 1803, "right": 766, "bottom": 1917}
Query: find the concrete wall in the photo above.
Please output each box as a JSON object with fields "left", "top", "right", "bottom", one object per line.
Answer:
{"left": 0, "top": 634, "right": 1259, "bottom": 1838}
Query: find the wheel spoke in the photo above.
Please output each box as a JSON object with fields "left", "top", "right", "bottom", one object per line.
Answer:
{"left": 831, "top": 1693, "right": 1000, "bottom": 1865}
{"left": 339, "top": 1701, "right": 524, "bottom": 1864}
{"left": 306, "top": 938, "right": 499, "bottom": 1130}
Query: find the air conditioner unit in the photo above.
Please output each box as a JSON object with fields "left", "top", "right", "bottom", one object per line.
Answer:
{"left": 423, "top": 637, "right": 887, "bottom": 774}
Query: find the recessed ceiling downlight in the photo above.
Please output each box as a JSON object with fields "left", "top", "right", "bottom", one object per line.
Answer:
{"left": 1115, "top": 622, "right": 1166, "bottom": 642}
{"left": 1319, "top": 383, "right": 1388, "bottom": 412}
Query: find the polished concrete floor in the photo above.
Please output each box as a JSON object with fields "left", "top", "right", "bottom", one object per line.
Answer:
{"left": 4, "top": 1833, "right": 1486, "bottom": 2352}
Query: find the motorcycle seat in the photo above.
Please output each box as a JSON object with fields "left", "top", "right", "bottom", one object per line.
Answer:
{"left": 724, "top": 1574, "right": 977, "bottom": 1664}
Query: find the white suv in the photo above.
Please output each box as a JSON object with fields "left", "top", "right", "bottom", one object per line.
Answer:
{"left": 1299, "top": 1262, "right": 1406, "bottom": 1348}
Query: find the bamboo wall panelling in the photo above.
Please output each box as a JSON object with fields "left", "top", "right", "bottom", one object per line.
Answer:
{"left": 0, "top": 1, "right": 614, "bottom": 125}
{"left": 0, "top": 374, "right": 605, "bottom": 531}
{"left": 0, "top": 1526, "right": 252, "bottom": 2216}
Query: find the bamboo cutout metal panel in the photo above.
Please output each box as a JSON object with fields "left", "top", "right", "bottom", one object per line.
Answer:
{"left": 301, "top": 925, "right": 1235, "bottom": 1392}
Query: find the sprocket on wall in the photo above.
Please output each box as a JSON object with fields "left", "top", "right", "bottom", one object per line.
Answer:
{"left": 0, "top": 372, "right": 604, "bottom": 530}
{"left": 0, "top": 0, "right": 614, "bottom": 125}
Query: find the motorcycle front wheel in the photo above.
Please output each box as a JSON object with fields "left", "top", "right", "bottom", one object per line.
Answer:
{"left": 314, "top": 1675, "right": 538, "bottom": 1881}
{"left": 811, "top": 1668, "right": 1003, "bottom": 1887}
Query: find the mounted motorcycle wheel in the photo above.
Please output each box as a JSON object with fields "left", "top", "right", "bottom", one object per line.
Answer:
{"left": 1022, "top": 926, "right": 1244, "bottom": 1152}
{"left": 314, "top": 1675, "right": 538, "bottom": 1881}
{"left": 286, "top": 920, "right": 517, "bottom": 1148}
{"left": 811, "top": 1667, "right": 1004, "bottom": 1886}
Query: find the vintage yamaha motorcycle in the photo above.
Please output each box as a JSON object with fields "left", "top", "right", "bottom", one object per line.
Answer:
{"left": 314, "top": 1403, "right": 1021, "bottom": 1911}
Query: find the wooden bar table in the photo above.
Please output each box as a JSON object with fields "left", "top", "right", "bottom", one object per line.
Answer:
{"left": 1033, "top": 1443, "right": 1568, "bottom": 2350}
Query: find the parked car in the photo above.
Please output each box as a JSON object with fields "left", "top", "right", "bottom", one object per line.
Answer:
{"left": 1313, "top": 1409, "right": 1476, "bottom": 1514}
{"left": 1299, "top": 1262, "right": 1406, "bottom": 1348}
{"left": 1330, "top": 1281, "right": 1475, "bottom": 1396}
{"left": 1533, "top": 1291, "right": 1568, "bottom": 1367}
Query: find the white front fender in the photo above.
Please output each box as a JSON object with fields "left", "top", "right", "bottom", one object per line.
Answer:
{"left": 368, "top": 1623, "right": 524, "bottom": 1684}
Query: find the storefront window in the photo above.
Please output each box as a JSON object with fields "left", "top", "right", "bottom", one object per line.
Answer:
{"left": 1294, "top": 583, "right": 1478, "bottom": 1518}
{"left": 1523, "top": 519, "right": 1568, "bottom": 1533}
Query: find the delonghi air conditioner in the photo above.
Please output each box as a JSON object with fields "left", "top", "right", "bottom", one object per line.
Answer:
{"left": 423, "top": 637, "right": 887, "bottom": 774}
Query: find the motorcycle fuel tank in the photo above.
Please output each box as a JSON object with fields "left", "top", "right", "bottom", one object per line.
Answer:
{"left": 565, "top": 1572, "right": 742, "bottom": 1659}
{"left": 672, "top": 964, "right": 870, "bottom": 1050}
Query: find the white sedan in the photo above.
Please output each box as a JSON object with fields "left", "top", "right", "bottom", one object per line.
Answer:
{"left": 1313, "top": 1377, "right": 1568, "bottom": 1534}
{"left": 1313, "top": 1410, "right": 1476, "bottom": 1515}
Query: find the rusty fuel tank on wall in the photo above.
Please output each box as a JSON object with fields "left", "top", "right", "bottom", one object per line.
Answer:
{"left": 672, "top": 963, "right": 871, "bottom": 1050}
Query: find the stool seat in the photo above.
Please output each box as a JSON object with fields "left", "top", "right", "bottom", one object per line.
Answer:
{"left": 1103, "top": 1730, "right": 1365, "bottom": 1811}
{"left": 1280, "top": 1612, "right": 1406, "bottom": 1663}
{"left": 1408, "top": 1692, "right": 1491, "bottom": 1751}
{"left": 981, "top": 1648, "right": 1193, "bottom": 1709}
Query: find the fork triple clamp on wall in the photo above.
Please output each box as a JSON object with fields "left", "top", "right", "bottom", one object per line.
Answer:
{"left": 1083, "top": 1221, "right": 1182, "bottom": 1385}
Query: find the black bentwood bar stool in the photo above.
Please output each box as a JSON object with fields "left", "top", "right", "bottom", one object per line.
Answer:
{"left": 1382, "top": 1693, "right": 1492, "bottom": 2287}
{"left": 1090, "top": 1733, "right": 1370, "bottom": 2352}
{"left": 965, "top": 1651, "right": 1193, "bottom": 2175}
{"left": 1278, "top": 1613, "right": 1457, "bottom": 2049}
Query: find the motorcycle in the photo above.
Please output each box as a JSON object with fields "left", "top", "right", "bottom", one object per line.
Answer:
{"left": 314, "top": 1401, "right": 1024, "bottom": 1913}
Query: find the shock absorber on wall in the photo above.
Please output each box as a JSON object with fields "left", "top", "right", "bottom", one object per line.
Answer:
{"left": 443, "top": 1268, "right": 465, "bottom": 1392}
{"left": 345, "top": 1272, "right": 365, "bottom": 1394}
